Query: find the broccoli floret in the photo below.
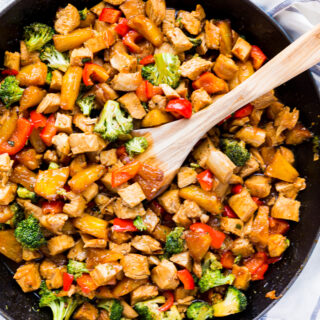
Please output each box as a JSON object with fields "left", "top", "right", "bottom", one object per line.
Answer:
{"left": 198, "top": 269, "right": 235, "bottom": 293}
{"left": 94, "top": 100, "right": 133, "bottom": 142}
{"left": 48, "top": 162, "right": 60, "bottom": 169}
{"left": 40, "top": 44, "right": 70, "bottom": 72}
{"left": 14, "top": 215, "right": 46, "bottom": 249}
{"left": 134, "top": 296, "right": 165, "bottom": 320}
{"left": 9, "top": 202, "right": 25, "bottom": 227}
{"left": 76, "top": 94, "right": 95, "bottom": 116}
{"left": 79, "top": 8, "right": 88, "bottom": 20}
{"left": 202, "top": 252, "right": 222, "bottom": 273}
{"left": 17, "top": 186, "right": 37, "bottom": 201}
{"left": 186, "top": 301, "right": 213, "bottom": 320}
{"left": 125, "top": 137, "right": 149, "bottom": 156}
{"left": 212, "top": 286, "right": 247, "bottom": 317}
{"left": 46, "top": 69, "right": 53, "bottom": 85}
{"left": 165, "top": 227, "right": 185, "bottom": 255}
{"left": 220, "top": 139, "right": 250, "bottom": 167}
{"left": 39, "top": 282, "right": 84, "bottom": 320}
{"left": 98, "top": 299, "right": 124, "bottom": 320}
{"left": 0, "top": 76, "right": 24, "bottom": 108}
{"left": 141, "top": 53, "right": 181, "bottom": 88}
{"left": 24, "top": 23, "right": 54, "bottom": 52}
{"left": 163, "top": 305, "right": 182, "bottom": 320}
{"left": 67, "top": 259, "right": 88, "bottom": 279}
{"left": 133, "top": 216, "right": 147, "bottom": 231}
{"left": 188, "top": 37, "right": 202, "bottom": 47}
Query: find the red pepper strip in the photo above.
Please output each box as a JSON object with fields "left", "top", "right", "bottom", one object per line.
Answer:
{"left": 112, "top": 218, "right": 138, "bottom": 232}
{"left": 251, "top": 263, "right": 269, "bottom": 281}
{"left": 243, "top": 252, "right": 267, "bottom": 274}
{"left": 269, "top": 217, "right": 290, "bottom": 235}
{"left": 136, "top": 80, "right": 154, "bottom": 102}
{"left": 99, "top": 8, "right": 121, "bottom": 23}
{"left": 218, "top": 114, "right": 232, "bottom": 126}
{"left": 166, "top": 98, "right": 192, "bottom": 119}
{"left": 1, "top": 69, "right": 18, "bottom": 76}
{"left": 0, "top": 118, "right": 33, "bottom": 155}
{"left": 112, "top": 160, "right": 142, "bottom": 188}
{"left": 223, "top": 205, "right": 238, "bottom": 218}
{"left": 63, "top": 272, "right": 74, "bottom": 291}
{"left": 267, "top": 256, "right": 282, "bottom": 264}
{"left": 115, "top": 18, "right": 131, "bottom": 37}
{"left": 250, "top": 45, "right": 267, "bottom": 70}
{"left": 234, "top": 104, "right": 253, "bottom": 118}
{"left": 40, "top": 114, "right": 56, "bottom": 146}
{"left": 150, "top": 200, "right": 165, "bottom": 215}
{"left": 123, "top": 30, "right": 142, "bottom": 53}
{"left": 139, "top": 55, "right": 155, "bottom": 66}
{"left": 42, "top": 200, "right": 64, "bottom": 215}
{"left": 116, "top": 145, "right": 131, "bottom": 164}
{"left": 76, "top": 274, "right": 98, "bottom": 294}
{"left": 82, "top": 63, "right": 109, "bottom": 86}
{"left": 220, "top": 251, "right": 235, "bottom": 269}
{"left": 196, "top": 169, "right": 214, "bottom": 191}
{"left": 159, "top": 291, "right": 174, "bottom": 312}
{"left": 231, "top": 184, "right": 243, "bottom": 194}
{"left": 177, "top": 269, "right": 195, "bottom": 290}
{"left": 190, "top": 223, "right": 226, "bottom": 249}
{"left": 252, "top": 196, "right": 263, "bottom": 206}
{"left": 30, "top": 111, "right": 47, "bottom": 128}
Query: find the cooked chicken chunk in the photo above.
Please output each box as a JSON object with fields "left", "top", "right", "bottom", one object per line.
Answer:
{"left": 113, "top": 198, "right": 146, "bottom": 219}
{"left": 170, "top": 251, "right": 192, "bottom": 271}
{"left": 120, "top": 0, "right": 146, "bottom": 19}
{"left": 36, "top": 93, "right": 60, "bottom": 114}
{"left": 142, "top": 209, "right": 160, "bottom": 233}
{"left": 0, "top": 182, "right": 17, "bottom": 205}
{"left": 111, "top": 72, "right": 143, "bottom": 91}
{"left": 205, "top": 20, "right": 220, "bottom": 50}
{"left": 47, "top": 235, "right": 75, "bottom": 256}
{"left": 151, "top": 259, "right": 179, "bottom": 290}
{"left": 177, "top": 167, "right": 197, "bottom": 188}
{"left": 55, "top": 113, "right": 72, "bottom": 134}
{"left": 90, "top": 263, "right": 123, "bottom": 286}
{"left": 214, "top": 54, "right": 239, "bottom": 80}
{"left": 40, "top": 213, "right": 68, "bottom": 235}
{"left": 220, "top": 217, "right": 244, "bottom": 237}
{"left": 244, "top": 175, "right": 271, "bottom": 198}
{"left": 118, "top": 183, "right": 146, "bottom": 208}
{"left": 69, "top": 133, "right": 104, "bottom": 154}
{"left": 67, "top": 240, "right": 87, "bottom": 261}
{"left": 131, "top": 235, "right": 162, "bottom": 254}
{"left": 55, "top": 4, "right": 80, "bottom": 35}
{"left": 131, "top": 284, "right": 159, "bottom": 305}
{"left": 162, "top": 9, "right": 175, "bottom": 35}
{"left": 73, "top": 302, "right": 98, "bottom": 320}
{"left": 232, "top": 265, "right": 251, "bottom": 290}
{"left": 70, "top": 47, "right": 93, "bottom": 67}
{"left": 52, "top": 133, "right": 70, "bottom": 158}
{"left": 166, "top": 28, "right": 193, "bottom": 53}
{"left": 231, "top": 238, "right": 255, "bottom": 258}
{"left": 158, "top": 190, "right": 181, "bottom": 214}
{"left": 180, "top": 57, "right": 213, "bottom": 80}
{"left": 191, "top": 88, "right": 212, "bottom": 112}
{"left": 271, "top": 195, "right": 300, "bottom": 222}
{"left": 122, "top": 254, "right": 150, "bottom": 279}
{"left": 14, "top": 263, "right": 42, "bottom": 292}
{"left": 110, "top": 51, "right": 137, "bottom": 73}
{"left": 268, "top": 234, "right": 289, "bottom": 257}
{"left": 145, "top": 0, "right": 166, "bottom": 26}
{"left": 118, "top": 92, "right": 146, "bottom": 119}
{"left": 177, "top": 11, "right": 201, "bottom": 35}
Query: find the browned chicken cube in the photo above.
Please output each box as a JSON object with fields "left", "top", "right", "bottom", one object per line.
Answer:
{"left": 235, "top": 126, "right": 266, "bottom": 147}
{"left": 69, "top": 133, "right": 104, "bottom": 154}
{"left": 220, "top": 217, "right": 244, "bottom": 237}
{"left": 120, "top": 0, "right": 146, "bottom": 19}
{"left": 271, "top": 195, "right": 300, "bottom": 222}
{"left": 214, "top": 54, "right": 239, "bottom": 80}
{"left": 268, "top": 234, "right": 289, "bottom": 257}
{"left": 177, "top": 167, "right": 197, "bottom": 188}
{"left": 250, "top": 206, "right": 269, "bottom": 248}
{"left": 111, "top": 72, "right": 143, "bottom": 91}
{"left": 14, "top": 263, "right": 41, "bottom": 292}
{"left": 47, "top": 235, "right": 75, "bottom": 256}
{"left": 73, "top": 302, "right": 98, "bottom": 320}
{"left": 131, "top": 235, "right": 162, "bottom": 254}
{"left": 131, "top": 284, "right": 159, "bottom": 304}
{"left": 113, "top": 198, "right": 146, "bottom": 219}
{"left": 232, "top": 265, "right": 251, "bottom": 290}
{"left": 151, "top": 259, "right": 179, "bottom": 290}
{"left": 142, "top": 209, "right": 159, "bottom": 233}
{"left": 67, "top": 240, "right": 87, "bottom": 261}
{"left": 204, "top": 20, "right": 220, "bottom": 50}
{"left": 177, "top": 11, "right": 201, "bottom": 35}
{"left": 0, "top": 183, "right": 17, "bottom": 205}
{"left": 122, "top": 254, "right": 150, "bottom": 279}
{"left": 231, "top": 238, "right": 255, "bottom": 258}
{"left": 90, "top": 263, "right": 123, "bottom": 286}
{"left": 54, "top": 4, "right": 80, "bottom": 35}
{"left": 231, "top": 37, "right": 252, "bottom": 61}
{"left": 170, "top": 251, "right": 192, "bottom": 271}
{"left": 158, "top": 190, "right": 181, "bottom": 214}
{"left": 180, "top": 57, "right": 213, "bottom": 81}
{"left": 191, "top": 88, "right": 212, "bottom": 112}
{"left": 145, "top": 0, "right": 166, "bottom": 26}
{"left": 70, "top": 47, "right": 93, "bottom": 67}
{"left": 166, "top": 28, "right": 193, "bottom": 53}
{"left": 118, "top": 92, "right": 146, "bottom": 119}
{"left": 244, "top": 175, "right": 271, "bottom": 198}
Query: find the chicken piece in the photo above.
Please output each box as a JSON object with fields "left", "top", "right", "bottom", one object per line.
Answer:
{"left": 110, "top": 230, "right": 132, "bottom": 245}
{"left": 0, "top": 182, "right": 17, "bottom": 205}
{"left": 40, "top": 213, "right": 68, "bottom": 235}
{"left": 141, "top": 209, "right": 159, "bottom": 233}
{"left": 235, "top": 126, "right": 266, "bottom": 147}
{"left": 145, "top": 0, "right": 166, "bottom": 26}
{"left": 231, "top": 238, "right": 254, "bottom": 258}
{"left": 55, "top": 113, "right": 72, "bottom": 134}
{"left": 252, "top": 90, "right": 277, "bottom": 109}
{"left": 94, "top": 83, "right": 119, "bottom": 105}
{"left": 158, "top": 190, "right": 181, "bottom": 214}
{"left": 131, "top": 235, "right": 162, "bottom": 254}
{"left": 159, "top": 84, "right": 180, "bottom": 100}
{"left": 81, "top": 233, "right": 107, "bottom": 249}
{"left": 205, "top": 20, "right": 220, "bottom": 50}
{"left": 192, "top": 138, "right": 215, "bottom": 168}
{"left": 82, "top": 183, "right": 99, "bottom": 203}
{"left": 250, "top": 108, "right": 263, "bottom": 126}
{"left": 229, "top": 188, "right": 258, "bottom": 222}
{"left": 104, "top": 0, "right": 125, "bottom": 5}
{"left": 100, "top": 149, "right": 117, "bottom": 167}
{"left": 52, "top": 133, "right": 70, "bottom": 159}
{"left": 113, "top": 198, "right": 146, "bottom": 219}
{"left": 22, "top": 248, "right": 42, "bottom": 261}
{"left": 109, "top": 242, "right": 132, "bottom": 255}
{"left": 67, "top": 240, "right": 87, "bottom": 261}
{"left": 40, "top": 259, "right": 66, "bottom": 289}
{"left": 120, "top": 0, "right": 145, "bottom": 19}
{"left": 120, "top": 300, "right": 139, "bottom": 319}
{"left": 63, "top": 192, "right": 86, "bottom": 217}
{"left": 194, "top": 32, "right": 208, "bottom": 56}
{"left": 177, "top": 167, "right": 197, "bottom": 189}
{"left": 49, "top": 70, "right": 63, "bottom": 91}
{"left": 111, "top": 72, "right": 143, "bottom": 91}
{"left": 69, "top": 133, "right": 104, "bottom": 154}
{"left": 180, "top": 57, "right": 213, "bottom": 81}
{"left": 191, "top": 88, "right": 212, "bottom": 112}
{"left": 90, "top": 263, "right": 123, "bottom": 286}
{"left": 151, "top": 259, "right": 179, "bottom": 290}
{"left": 84, "top": 32, "right": 114, "bottom": 54}
{"left": 0, "top": 153, "right": 13, "bottom": 173}
{"left": 271, "top": 195, "right": 300, "bottom": 222}
{"left": 220, "top": 217, "right": 244, "bottom": 237}
{"left": 268, "top": 234, "right": 289, "bottom": 258}
{"left": 122, "top": 254, "right": 150, "bottom": 279}
{"left": 275, "top": 107, "right": 299, "bottom": 136}
{"left": 118, "top": 183, "right": 146, "bottom": 208}
{"left": 14, "top": 263, "right": 41, "bottom": 292}
{"left": 4, "top": 51, "right": 20, "bottom": 71}
{"left": 162, "top": 9, "right": 175, "bottom": 35}
{"left": 275, "top": 177, "right": 306, "bottom": 199}
{"left": 286, "top": 123, "right": 313, "bottom": 145}
{"left": 170, "top": 252, "right": 192, "bottom": 271}
{"left": 70, "top": 47, "right": 93, "bottom": 67}
{"left": 177, "top": 11, "right": 201, "bottom": 35}
{"left": 110, "top": 51, "right": 137, "bottom": 73}
{"left": 17, "top": 199, "right": 43, "bottom": 219}
{"left": 47, "top": 235, "right": 75, "bottom": 256}
{"left": 20, "top": 41, "right": 40, "bottom": 66}
{"left": 232, "top": 265, "right": 251, "bottom": 290}
{"left": 55, "top": 4, "right": 80, "bottom": 35}
{"left": 166, "top": 28, "right": 193, "bottom": 53}
{"left": 73, "top": 302, "right": 98, "bottom": 320}
{"left": 73, "top": 114, "right": 97, "bottom": 134}
{"left": 131, "top": 284, "right": 159, "bottom": 305}
{"left": 249, "top": 205, "right": 269, "bottom": 248}
{"left": 213, "top": 54, "right": 239, "bottom": 80}
{"left": 36, "top": 93, "right": 60, "bottom": 114}
{"left": 279, "top": 146, "right": 294, "bottom": 164}
{"left": 118, "top": 92, "right": 146, "bottom": 119}
{"left": 239, "top": 155, "right": 260, "bottom": 178}
{"left": 173, "top": 200, "right": 204, "bottom": 227}
{"left": 231, "top": 37, "right": 252, "bottom": 62}
{"left": 244, "top": 175, "right": 271, "bottom": 198}
{"left": 148, "top": 95, "right": 167, "bottom": 111}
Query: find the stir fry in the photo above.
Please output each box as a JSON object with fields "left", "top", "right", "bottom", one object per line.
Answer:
{"left": 0, "top": 1, "right": 313, "bottom": 319}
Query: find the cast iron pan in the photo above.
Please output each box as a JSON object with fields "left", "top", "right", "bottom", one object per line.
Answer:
{"left": 0, "top": 0, "right": 319, "bottom": 319}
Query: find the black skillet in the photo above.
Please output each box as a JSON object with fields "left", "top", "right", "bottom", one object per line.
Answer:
{"left": 0, "top": 0, "right": 319, "bottom": 319}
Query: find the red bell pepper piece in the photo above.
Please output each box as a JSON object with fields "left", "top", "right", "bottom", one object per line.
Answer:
{"left": 196, "top": 169, "right": 214, "bottom": 191}
{"left": 244, "top": 252, "right": 268, "bottom": 274}
{"left": 1, "top": 69, "right": 18, "bottom": 76}
{"left": 112, "top": 218, "right": 138, "bottom": 232}
{"left": 250, "top": 45, "right": 267, "bottom": 70}
{"left": 218, "top": 114, "right": 232, "bottom": 126}
{"left": 159, "top": 291, "right": 174, "bottom": 312}
{"left": 177, "top": 269, "right": 195, "bottom": 290}
{"left": 76, "top": 274, "right": 98, "bottom": 294}
{"left": 139, "top": 55, "right": 155, "bottom": 66}
{"left": 220, "top": 251, "right": 235, "bottom": 269}
{"left": 267, "top": 256, "right": 282, "bottom": 264}
{"left": 123, "top": 30, "right": 142, "bottom": 53}
{"left": 99, "top": 8, "right": 121, "bottom": 23}
{"left": 136, "top": 80, "right": 155, "bottom": 102}
{"left": 112, "top": 160, "right": 142, "bottom": 188}
{"left": 115, "top": 18, "right": 131, "bottom": 37}
{"left": 252, "top": 196, "right": 263, "bottom": 206}
{"left": 166, "top": 98, "right": 192, "bottom": 119}
{"left": 63, "top": 272, "right": 74, "bottom": 291}
{"left": 192, "top": 72, "right": 227, "bottom": 94}
{"left": 150, "top": 200, "right": 165, "bottom": 215}
{"left": 234, "top": 104, "right": 253, "bottom": 118}
{"left": 0, "top": 118, "right": 33, "bottom": 155}
{"left": 231, "top": 184, "right": 243, "bottom": 194}
{"left": 251, "top": 263, "right": 269, "bottom": 281}
{"left": 116, "top": 145, "right": 131, "bottom": 164}
{"left": 82, "top": 63, "right": 109, "bottom": 86}
{"left": 40, "top": 114, "right": 56, "bottom": 146}
{"left": 190, "top": 223, "right": 226, "bottom": 249}
{"left": 269, "top": 217, "right": 290, "bottom": 235}
{"left": 30, "top": 111, "right": 47, "bottom": 128}
{"left": 42, "top": 200, "right": 64, "bottom": 215}
{"left": 223, "top": 205, "right": 238, "bottom": 218}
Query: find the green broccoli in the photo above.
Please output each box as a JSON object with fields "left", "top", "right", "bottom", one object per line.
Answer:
{"left": 39, "top": 282, "right": 84, "bottom": 320}
{"left": 134, "top": 296, "right": 165, "bottom": 320}
{"left": 163, "top": 306, "right": 182, "bottom": 320}
{"left": 46, "top": 69, "right": 53, "bottom": 85}
{"left": 165, "top": 227, "right": 185, "bottom": 255}
{"left": 24, "top": 23, "right": 54, "bottom": 52}
{"left": 14, "top": 215, "right": 46, "bottom": 249}
{"left": 76, "top": 94, "right": 96, "bottom": 116}
{"left": 94, "top": 100, "right": 133, "bottom": 142}
{"left": 188, "top": 37, "right": 202, "bottom": 47}
{"left": 198, "top": 269, "right": 235, "bottom": 293}
{"left": 133, "top": 216, "right": 147, "bottom": 231}
{"left": 17, "top": 186, "right": 37, "bottom": 201}
{"left": 67, "top": 259, "right": 88, "bottom": 279}
{"left": 125, "top": 137, "right": 149, "bottom": 156}
{"left": 40, "top": 44, "right": 70, "bottom": 72}
{"left": 202, "top": 252, "right": 222, "bottom": 273}
{"left": 212, "top": 286, "right": 247, "bottom": 317}
{"left": 0, "top": 76, "right": 24, "bottom": 108}
{"left": 141, "top": 53, "right": 181, "bottom": 88}
{"left": 9, "top": 202, "right": 25, "bottom": 227}
{"left": 79, "top": 8, "right": 88, "bottom": 20}
{"left": 220, "top": 139, "right": 250, "bottom": 167}
{"left": 48, "top": 162, "right": 60, "bottom": 169}
{"left": 98, "top": 299, "right": 124, "bottom": 320}
{"left": 186, "top": 301, "right": 213, "bottom": 320}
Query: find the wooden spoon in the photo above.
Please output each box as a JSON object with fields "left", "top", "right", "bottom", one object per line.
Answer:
{"left": 134, "top": 23, "right": 320, "bottom": 198}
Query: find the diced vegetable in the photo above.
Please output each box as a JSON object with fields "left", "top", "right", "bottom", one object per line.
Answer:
{"left": 250, "top": 45, "right": 267, "bottom": 70}
{"left": 165, "top": 98, "right": 192, "bottom": 119}
{"left": 73, "top": 214, "right": 108, "bottom": 239}
{"left": 190, "top": 223, "right": 226, "bottom": 249}
{"left": 192, "top": 72, "right": 228, "bottom": 94}
{"left": 82, "top": 63, "right": 109, "bottom": 86}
